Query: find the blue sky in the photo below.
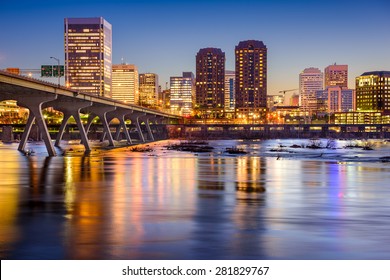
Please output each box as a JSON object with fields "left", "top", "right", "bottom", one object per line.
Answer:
{"left": 1, "top": 0, "right": 389, "bottom": 96}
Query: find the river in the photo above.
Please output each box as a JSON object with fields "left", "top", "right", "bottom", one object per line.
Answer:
{"left": 1, "top": 138, "right": 390, "bottom": 259}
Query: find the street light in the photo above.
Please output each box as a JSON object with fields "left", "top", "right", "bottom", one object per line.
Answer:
{"left": 50, "top": 56, "right": 60, "bottom": 86}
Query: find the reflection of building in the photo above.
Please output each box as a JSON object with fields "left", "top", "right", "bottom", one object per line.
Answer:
{"left": 139, "top": 73, "right": 159, "bottom": 108}
{"left": 235, "top": 40, "right": 267, "bottom": 121}
{"left": 316, "top": 86, "right": 355, "bottom": 114}
{"left": 324, "top": 64, "right": 348, "bottom": 88}
{"left": 64, "top": 17, "right": 112, "bottom": 97}
{"left": 356, "top": 71, "right": 390, "bottom": 113}
{"left": 112, "top": 64, "right": 138, "bottom": 104}
{"left": 299, "top": 67, "right": 323, "bottom": 115}
{"left": 195, "top": 48, "right": 225, "bottom": 118}
{"left": 170, "top": 72, "right": 195, "bottom": 117}
{"left": 224, "top": 70, "right": 235, "bottom": 115}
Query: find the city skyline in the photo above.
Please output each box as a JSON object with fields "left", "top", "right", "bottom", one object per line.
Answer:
{"left": 0, "top": 0, "right": 389, "bottom": 99}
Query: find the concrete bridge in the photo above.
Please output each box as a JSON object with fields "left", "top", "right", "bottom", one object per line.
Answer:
{"left": 175, "top": 123, "right": 390, "bottom": 139}
{"left": 0, "top": 70, "right": 181, "bottom": 156}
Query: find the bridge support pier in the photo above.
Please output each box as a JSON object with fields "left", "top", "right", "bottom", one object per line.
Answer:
{"left": 140, "top": 115, "right": 155, "bottom": 141}
{"left": 129, "top": 112, "right": 146, "bottom": 143}
{"left": 17, "top": 96, "right": 58, "bottom": 156}
{"left": 46, "top": 99, "right": 92, "bottom": 151}
{"left": 83, "top": 105, "right": 116, "bottom": 147}
{"left": 105, "top": 108, "right": 133, "bottom": 144}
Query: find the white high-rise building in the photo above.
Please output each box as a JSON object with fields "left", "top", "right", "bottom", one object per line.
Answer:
{"left": 299, "top": 67, "right": 323, "bottom": 116}
{"left": 170, "top": 72, "right": 195, "bottom": 117}
{"left": 112, "top": 64, "right": 139, "bottom": 104}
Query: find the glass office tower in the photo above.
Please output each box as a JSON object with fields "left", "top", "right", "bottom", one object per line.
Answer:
{"left": 64, "top": 17, "right": 112, "bottom": 97}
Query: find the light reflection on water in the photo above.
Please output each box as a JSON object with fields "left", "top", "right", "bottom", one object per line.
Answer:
{"left": 1, "top": 139, "right": 390, "bottom": 259}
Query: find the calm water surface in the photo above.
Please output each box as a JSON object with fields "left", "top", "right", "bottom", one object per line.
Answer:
{"left": 1, "top": 139, "right": 390, "bottom": 259}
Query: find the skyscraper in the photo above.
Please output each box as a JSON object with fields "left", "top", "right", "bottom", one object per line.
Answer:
{"left": 170, "top": 72, "right": 195, "bottom": 117}
{"left": 64, "top": 17, "right": 112, "bottom": 97}
{"left": 139, "top": 73, "right": 159, "bottom": 108}
{"left": 112, "top": 64, "right": 138, "bottom": 104}
{"left": 299, "top": 67, "right": 323, "bottom": 116}
{"left": 195, "top": 48, "right": 225, "bottom": 118}
{"left": 324, "top": 64, "right": 348, "bottom": 88}
{"left": 356, "top": 71, "right": 390, "bottom": 113}
{"left": 235, "top": 40, "right": 267, "bottom": 122}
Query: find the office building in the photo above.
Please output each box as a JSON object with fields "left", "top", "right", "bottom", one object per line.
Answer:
{"left": 324, "top": 64, "right": 348, "bottom": 88}
{"left": 160, "top": 89, "right": 170, "bottom": 111}
{"left": 224, "top": 70, "right": 235, "bottom": 115}
{"left": 112, "top": 64, "right": 138, "bottom": 104}
{"left": 64, "top": 17, "right": 112, "bottom": 97}
{"left": 299, "top": 67, "right": 323, "bottom": 116}
{"left": 356, "top": 71, "right": 390, "bottom": 113}
{"left": 316, "top": 86, "right": 355, "bottom": 114}
{"left": 139, "top": 73, "right": 159, "bottom": 108}
{"left": 195, "top": 48, "right": 225, "bottom": 118}
{"left": 170, "top": 72, "right": 195, "bottom": 117}
{"left": 235, "top": 40, "right": 267, "bottom": 122}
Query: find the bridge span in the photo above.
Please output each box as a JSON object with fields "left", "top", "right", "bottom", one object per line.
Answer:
{"left": 0, "top": 70, "right": 181, "bottom": 156}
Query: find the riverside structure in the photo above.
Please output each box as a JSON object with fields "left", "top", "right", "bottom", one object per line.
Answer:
{"left": 0, "top": 70, "right": 181, "bottom": 156}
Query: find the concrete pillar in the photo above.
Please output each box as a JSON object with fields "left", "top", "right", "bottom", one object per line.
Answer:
{"left": 46, "top": 99, "right": 92, "bottom": 151}
{"left": 129, "top": 112, "right": 146, "bottom": 142}
{"left": 18, "top": 113, "right": 35, "bottom": 152}
{"left": 140, "top": 114, "right": 155, "bottom": 141}
{"left": 17, "top": 95, "right": 57, "bottom": 156}
{"left": 85, "top": 113, "right": 97, "bottom": 135}
{"left": 105, "top": 108, "right": 133, "bottom": 144}
{"left": 82, "top": 105, "right": 116, "bottom": 147}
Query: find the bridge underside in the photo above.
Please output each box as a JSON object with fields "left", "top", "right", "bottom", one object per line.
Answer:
{"left": 0, "top": 71, "right": 180, "bottom": 156}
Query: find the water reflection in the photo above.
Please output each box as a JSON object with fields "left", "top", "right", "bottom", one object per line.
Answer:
{"left": 1, "top": 140, "right": 390, "bottom": 259}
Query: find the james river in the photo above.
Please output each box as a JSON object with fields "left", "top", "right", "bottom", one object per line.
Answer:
{"left": 1, "top": 138, "right": 390, "bottom": 260}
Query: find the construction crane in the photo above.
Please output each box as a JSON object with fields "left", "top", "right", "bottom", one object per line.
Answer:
{"left": 279, "top": 88, "right": 298, "bottom": 96}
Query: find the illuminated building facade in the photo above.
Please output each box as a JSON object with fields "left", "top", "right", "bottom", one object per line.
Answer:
{"left": 64, "top": 17, "right": 112, "bottom": 97}
{"left": 324, "top": 64, "right": 348, "bottom": 88}
{"left": 160, "top": 89, "right": 170, "bottom": 110}
{"left": 235, "top": 40, "right": 267, "bottom": 122}
{"left": 112, "top": 64, "right": 139, "bottom": 104}
{"left": 316, "top": 86, "right": 355, "bottom": 114}
{"left": 139, "top": 73, "right": 159, "bottom": 108}
{"left": 299, "top": 67, "right": 323, "bottom": 116}
{"left": 335, "top": 111, "right": 390, "bottom": 124}
{"left": 224, "top": 70, "right": 235, "bottom": 114}
{"left": 356, "top": 71, "right": 390, "bottom": 113}
{"left": 170, "top": 72, "right": 195, "bottom": 117}
{"left": 195, "top": 48, "right": 225, "bottom": 118}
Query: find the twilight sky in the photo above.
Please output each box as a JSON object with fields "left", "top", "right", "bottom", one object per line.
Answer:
{"left": 1, "top": 0, "right": 389, "bottom": 96}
